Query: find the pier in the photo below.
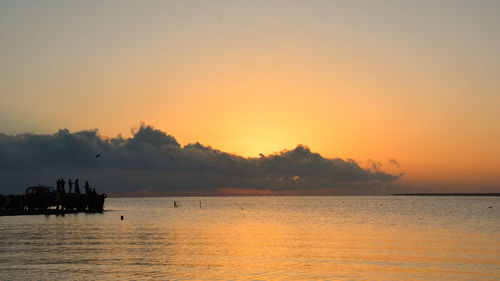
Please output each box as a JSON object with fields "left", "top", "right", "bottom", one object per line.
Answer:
{"left": 0, "top": 185, "right": 106, "bottom": 216}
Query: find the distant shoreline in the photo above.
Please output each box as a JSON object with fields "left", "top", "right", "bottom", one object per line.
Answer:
{"left": 393, "top": 193, "right": 500, "bottom": 197}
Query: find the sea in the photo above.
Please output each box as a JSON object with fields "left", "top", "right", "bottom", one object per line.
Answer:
{"left": 0, "top": 196, "right": 498, "bottom": 280}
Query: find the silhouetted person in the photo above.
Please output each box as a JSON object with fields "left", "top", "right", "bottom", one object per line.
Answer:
{"left": 84, "top": 181, "right": 90, "bottom": 194}
{"left": 56, "top": 179, "right": 61, "bottom": 192}
{"left": 174, "top": 200, "right": 178, "bottom": 208}
{"left": 75, "top": 179, "right": 80, "bottom": 194}
{"left": 68, "top": 179, "right": 73, "bottom": 193}
{"left": 60, "top": 178, "right": 66, "bottom": 193}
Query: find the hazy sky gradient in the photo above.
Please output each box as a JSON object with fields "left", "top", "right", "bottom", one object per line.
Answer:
{"left": 1, "top": 1, "right": 499, "bottom": 192}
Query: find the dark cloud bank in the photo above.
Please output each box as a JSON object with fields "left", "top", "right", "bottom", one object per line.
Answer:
{"left": 0, "top": 125, "right": 401, "bottom": 195}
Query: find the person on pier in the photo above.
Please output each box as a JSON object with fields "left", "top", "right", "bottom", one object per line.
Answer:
{"left": 60, "top": 178, "right": 66, "bottom": 193}
{"left": 75, "top": 179, "right": 80, "bottom": 194}
{"left": 84, "top": 181, "right": 90, "bottom": 194}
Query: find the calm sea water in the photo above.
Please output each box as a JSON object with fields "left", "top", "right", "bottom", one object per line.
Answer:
{"left": 0, "top": 196, "right": 498, "bottom": 280}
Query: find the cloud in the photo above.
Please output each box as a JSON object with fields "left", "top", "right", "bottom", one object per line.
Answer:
{"left": 0, "top": 124, "right": 401, "bottom": 195}
{"left": 389, "top": 158, "right": 400, "bottom": 167}
{"left": 366, "top": 159, "right": 383, "bottom": 172}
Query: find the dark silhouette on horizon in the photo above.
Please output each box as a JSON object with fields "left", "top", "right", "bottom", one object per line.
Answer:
{"left": 75, "top": 179, "right": 80, "bottom": 194}
{"left": 68, "top": 179, "right": 73, "bottom": 193}
{"left": 0, "top": 179, "right": 106, "bottom": 216}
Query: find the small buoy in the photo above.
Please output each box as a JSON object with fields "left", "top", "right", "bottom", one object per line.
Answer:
{"left": 121, "top": 215, "right": 124, "bottom": 220}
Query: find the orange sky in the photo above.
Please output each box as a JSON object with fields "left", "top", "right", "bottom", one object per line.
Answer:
{"left": 1, "top": 1, "right": 499, "bottom": 192}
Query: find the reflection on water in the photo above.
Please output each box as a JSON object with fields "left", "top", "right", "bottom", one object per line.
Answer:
{"left": 0, "top": 196, "right": 498, "bottom": 280}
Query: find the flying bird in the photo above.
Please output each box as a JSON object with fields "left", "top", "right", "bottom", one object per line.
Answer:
{"left": 95, "top": 153, "right": 101, "bottom": 158}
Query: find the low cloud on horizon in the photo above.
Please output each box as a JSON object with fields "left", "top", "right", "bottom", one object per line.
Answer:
{"left": 0, "top": 124, "right": 401, "bottom": 195}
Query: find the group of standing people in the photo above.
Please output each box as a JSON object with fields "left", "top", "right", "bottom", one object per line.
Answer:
{"left": 56, "top": 178, "right": 95, "bottom": 195}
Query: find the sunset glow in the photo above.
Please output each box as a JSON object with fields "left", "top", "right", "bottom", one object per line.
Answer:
{"left": 1, "top": 2, "right": 499, "bottom": 281}
{"left": 1, "top": 1, "right": 499, "bottom": 193}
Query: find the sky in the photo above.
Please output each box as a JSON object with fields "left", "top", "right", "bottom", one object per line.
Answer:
{"left": 1, "top": 1, "right": 499, "bottom": 194}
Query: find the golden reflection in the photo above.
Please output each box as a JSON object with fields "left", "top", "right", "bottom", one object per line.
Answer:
{"left": 1, "top": 197, "right": 498, "bottom": 280}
